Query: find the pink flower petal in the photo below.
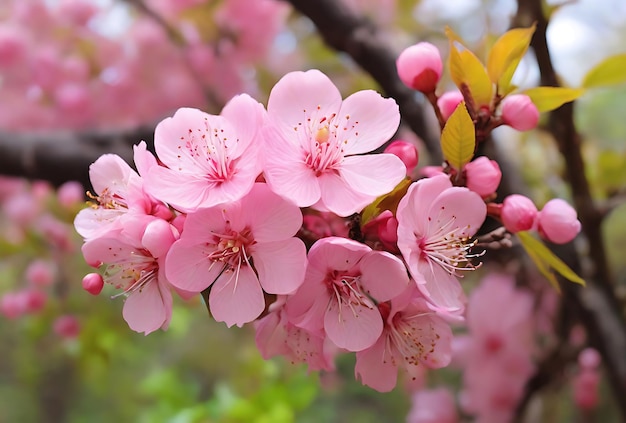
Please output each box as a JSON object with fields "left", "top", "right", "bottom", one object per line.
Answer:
{"left": 308, "top": 237, "right": 370, "bottom": 272}
{"left": 267, "top": 70, "right": 342, "bottom": 137}
{"left": 355, "top": 335, "right": 398, "bottom": 392}
{"left": 122, "top": 280, "right": 170, "bottom": 335}
{"left": 337, "top": 90, "right": 400, "bottom": 155}
{"left": 89, "top": 153, "right": 135, "bottom": 195}
{"left": 165, "top": 238, "right": 224, "bottom": 292}
{"left": 209, "top": 265, "right": 265, "bottom": 327}
{"left": 340, "top": 154, "right": 406, "bottom": 197}
{"left": 318, "top": 171, "right": 378, "bottom": 217}
{"left": 153, "top": 107, "right": 217, "bottom": 170}
{"left": 324, "top": 299, "right": 383, "bottom": 352}
{"left": 359, "top": 251, "right": 409, "bottom": 302}
{"left": 241, "top": 183, "right": 303, "bottom": 243}
{"left": 397, "top": 174, "right": 452, "bottom": 236}
{"left": 398, "top": 312, "right": 453, "bottom": 369}
{"left": 252, "top": 238, "right": 307, "bottom": 294}
{"left": 416, "top": 258, "right": 466, "bottom": 313}
{"left": 263, "top": 127, "right": 321, "bottom": 207}
{"left": 145, "top": 165, "right": 214, "bottom": 213}
{"left": 219, "top": 93, "right": 266, "bottom": 156}
{"left": 426, "top": 187, "right": 486, "bottom": 238}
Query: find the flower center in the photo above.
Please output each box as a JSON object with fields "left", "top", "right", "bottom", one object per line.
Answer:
{"left": 104, "top": 251, "right": 158, "bottom": 298}
{"left": 179, "top": 120, "right": 238, "bottom": 183}
{"left": 208, "top": 228, "right": 254, "bottom": 274}
{"left": 87, "top": 187, "right": 128, "bottom": 210}
{"left": 419, "top": 214, "right": 482, "bottom": 276}
{"left": 326, "top": 271, "right": 375, "bottom": 317}
{"left": 386, "top": 311, "right": 439, "bottom": 368}
{"left": 304, "top": 114, "right": 347, "bottom": 176}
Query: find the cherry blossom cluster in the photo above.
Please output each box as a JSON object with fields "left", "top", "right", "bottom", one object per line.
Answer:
{"left": 74, "top": 69, "right": 497, "bottom": 391}
{"left": 76, "top": 40, "right": 584, "bottom": 393}
{"left": 0, "top": 177, "right": 84, "bottom": 339}
{"left": 0, "top": 0, "right": 288, "bottom": 130}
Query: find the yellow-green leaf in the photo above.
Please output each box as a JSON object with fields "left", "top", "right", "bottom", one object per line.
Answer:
{"left": 523, "top": 86, "right": 585, "bottom": 112}
{"left": 582, "top": 54, "right": 626, "bottom": 88}
{"left": 487, "top": 24, "right": 536, "bottom": 94}
{"left": 441, "top": 102, "right": 475, "bottom": 170}
{"left": 361, "top": 177, "right": 412, "bottom": 226}
{"left": 517, "top": 231, "right": 586, "bottom": 292}
{"left": 447, "top": 39, "right": 493, "bottom": 108}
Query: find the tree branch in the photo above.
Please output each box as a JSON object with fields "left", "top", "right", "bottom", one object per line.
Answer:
{"left": 0, "top": 128, "right": 154, "bottom": 189}
{"left": 513, "top": 0, "right": 626, "bottom": 417}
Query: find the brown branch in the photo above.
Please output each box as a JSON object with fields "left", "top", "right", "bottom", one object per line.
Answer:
{"left": 513, "top": 0, "right": 626, "bottom": 418}
{"left": 0, "top": 128, "right": 154, "bottom": 189}
{"left": 284, "top": 0, "right": 442, "bottom": 162}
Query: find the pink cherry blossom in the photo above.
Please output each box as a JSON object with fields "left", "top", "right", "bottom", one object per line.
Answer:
{"left": 144, "top": 94, "right": 266, "bottom": 212}
{"left": 407, "top": 388, "right": 459, "bottom": 423}
{"left": 286, "top": 236, "right": 409, "bottom": 352}
{"left": 457, "top": 273, "right": 536, "bottom": 423}
{"left": 165, "top": 183, "right": 307, "bottom": 327}
{"left": 263, "top": 69, "right": 405, "bottom": 217}
{"left": 255, "top": 296, "right": 334, "bottom": 372}
{"left": 25, "top": 259, "right": 56, "bottom": 287}
{"left": 396, "top": 174, "right": 487, "bottom": 315}
{"left": 396, "top": 42, "right": 443, "bottom": 93}
{"left": 355, "top": 286, "right": 453, "bottom": 392}
{"left": 53, "top": 314, "right": 81, "bottom": 339}
{"left": 74, "top": 143, "right": 172, "bottom": 240}
{"left": 81, "top": 218, "right": 178, "bottom": 335}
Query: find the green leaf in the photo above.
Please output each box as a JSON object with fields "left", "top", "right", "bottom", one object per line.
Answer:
{"left": 582, "top": 54, "right": 626, "bottom": 88}
{"left": 440, "top": 102, "right": 475, "bottom": 170}
{"left": 517, "top": 231, "right": 586, "bottom": 292}
{"left": 487, "top": 24, "right": 536, "bottom": 93}
{"left": 360, "top": 178, "right": 412, "bottom": 226}
{"left": 523, "top": 86, "right": 585, "bottom": 112}
{"left": 448, "top": 44, "right": 493, "bottom": 108}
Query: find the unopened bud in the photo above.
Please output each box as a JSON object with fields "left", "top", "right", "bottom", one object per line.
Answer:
{"left": 437, "top": 91, "right": 464, "bottom": 121}
{"left": 384, "top": 140, "right": 419, "bottom": 176}
{"left": 464, "top": 156, "right": 501, "bottom": 198}
{"left": 396, "top": 42, "right": 442, "bottom": 93}
{"left": 537, "top": 199, "right": 581, "bottom": 244}
{"left": 501, "top": 194, "right": 537, "bottom": 233}
{"left": 501, "top": 94, "right": 539, "bottom": 131}
{"left": 82, "top": 272, "right": 104, "bottom": 295}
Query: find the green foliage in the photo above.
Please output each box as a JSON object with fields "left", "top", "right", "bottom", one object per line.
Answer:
{"left": 517, "top": 231, "right": 585, "bottom": 292}
{"left": 440, "top": 102, "right": 475, "bottom": 170}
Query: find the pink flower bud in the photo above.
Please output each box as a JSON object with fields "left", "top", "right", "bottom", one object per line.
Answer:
{"left": 23, "top": 289, "right": 47, "bottom": 313}
{"left": 362, "top": 210, "right": 399, "bottom": 252}
{"left": 573, "top": 370, "right": 600, "bottom": 410}
{"left": 53, "top": 315, "right": 81, "bottom": 339}
{"left": 501, "top": 194, "right": 538, "bottom": 233}
{"left": 384, "top": 140, "right": 419, "bottom": 176}
{"left": 464, "top": 156, "right": 502, "bottom": 197}
{"left": 437, "top": 91, "right": 464, "bottom": 121}
{"left": 25, "top": 259, "right": 56, "bottom": 287}
{"left": 1, "top": 292, "right": 26, "bottom": 319}
{"left": 579, "top": 348, "right": 601, "bottom": 370}
{"left": 537, "top": 199, "right": 581, "bottom": 244}
{"left": 500, "top": 94, "right": 539, "bottom": 131}
{"left": 57, "top": 181, "right": 84, "bottom": 208}
{"left": 82, "top": 273, "right": 104, "bottom": 295}
{"left": 396, "top": 42, "right": 443, "bottom": 93}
